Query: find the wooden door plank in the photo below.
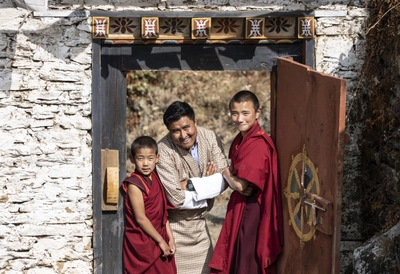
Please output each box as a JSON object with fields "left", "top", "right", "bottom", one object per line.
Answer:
{"left": 92, "top": 38, "right": 103, "bottom": 274}
{"left": 307, "top": 71, "right": 346, "bottom": 273}
{"left": 275, "top": 58, "right": 346, "bottom": 274}
{"left": 98, "top": 45, "right": 127, "bottom": 274}
{"left": 270, "top": 70, "right": 277, "bottom": 143}
{"left": 276, "top": 59, "right": 309, "bottom": 273}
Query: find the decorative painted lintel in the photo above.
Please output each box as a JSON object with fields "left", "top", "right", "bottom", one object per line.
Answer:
{"left": 92, "top": 16, "right": 315, "bottom": 43}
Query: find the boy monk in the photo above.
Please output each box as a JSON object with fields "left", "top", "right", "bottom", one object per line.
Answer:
{"left": 122, "top": 136, "right": 177, "bottom": 274}
{"left": 209, "top": 90, "right": 283, "bottom": 274}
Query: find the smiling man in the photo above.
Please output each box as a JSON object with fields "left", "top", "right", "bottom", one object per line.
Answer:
{"left": 157, "top": 101, "right": 228, "bottom": 274}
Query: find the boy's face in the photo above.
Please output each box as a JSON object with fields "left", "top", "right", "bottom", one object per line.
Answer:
{"left": 230, "top": 101, "right": 261, "bottom": 136}
{"left": 167, "top": 116, "right": 198, "bottom": 150}
{"left": 130, "top": 148, "right": 159, "bottom": 177}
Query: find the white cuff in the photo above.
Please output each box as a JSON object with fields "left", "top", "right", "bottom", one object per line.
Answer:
{"left": 181, "top": 191, "right": 208, "bottom": 209}
{"left": 191, "top": 173, "right": 225, "bottom": 201}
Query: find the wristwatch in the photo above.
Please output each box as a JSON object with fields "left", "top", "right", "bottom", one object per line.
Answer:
{"left": 186, "top": 179, "right": 195, "bottom": 191}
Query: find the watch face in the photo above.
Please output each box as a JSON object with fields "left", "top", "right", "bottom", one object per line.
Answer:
{"left": 187, "top": 180, "right": 195, "bottom": 191}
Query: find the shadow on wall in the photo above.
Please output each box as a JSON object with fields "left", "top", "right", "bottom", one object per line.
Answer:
{"left": 0, "top": 3, "right": 91, "bottom": 93}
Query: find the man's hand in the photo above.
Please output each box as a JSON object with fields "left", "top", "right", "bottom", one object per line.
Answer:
{"left": 205, "top": 161, "right": 217, "bottom": 176}
{"left": 180, "top": 180, "right": 187, "bottom": 190}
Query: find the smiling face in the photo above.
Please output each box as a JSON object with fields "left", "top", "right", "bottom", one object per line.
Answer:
{"left": 131, "top": 147, "right": 159, "bottom": 177}
{"left": 230, "top": 100, "right": 261, "bottom": 136}
{"left": 168, "top": 116, "right": 198, "bottom": 150}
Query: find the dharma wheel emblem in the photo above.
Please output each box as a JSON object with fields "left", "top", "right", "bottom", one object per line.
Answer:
{"left": 284, "top": 144, "right": 323, "bottom": 245}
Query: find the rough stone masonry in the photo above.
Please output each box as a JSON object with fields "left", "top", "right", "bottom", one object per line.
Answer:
{"left": 0, "top": 0, "right": 368, "bottom": 273}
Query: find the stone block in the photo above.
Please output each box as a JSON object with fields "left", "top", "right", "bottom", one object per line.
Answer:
{"left": 14, "top": 0, "right": 48, "bottom": 12}
{"left": 353, "top": 221, "right": 400, "bottom": 273}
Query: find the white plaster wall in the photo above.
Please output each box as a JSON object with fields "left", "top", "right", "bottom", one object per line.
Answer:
{"left": 0, "top": 5, "right": 93, "bottom": 273}
{"left": 0, "top": 0, "right": 368, "bottom": 273}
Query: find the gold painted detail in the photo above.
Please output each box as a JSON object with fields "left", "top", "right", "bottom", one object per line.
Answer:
{"left": 245, "top": 18, "right": 265, "bottom": 39}
{"left": 92, "top": 17, "right": 109, "bottom": 38}
{"left": 142, "top": 17, "right": 159, "bottom": 39}
{"left": 192, "top": 18, "right": 211, "bottom": 39}
{"left": 298, "top": 17, "right": 315, "bottom": 39}
{"left": 285, "top": 144, "right": 320, "bottom": 242}
{"left": 300, "top": 239, "right": 305, "bottom": 249}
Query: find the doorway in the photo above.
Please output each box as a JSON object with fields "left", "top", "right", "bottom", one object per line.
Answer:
{"left": 125, "top": 70, "right": 270, "bottom": 244}
{"left": 92, "top": 41, "right": 311, "bottom": 274}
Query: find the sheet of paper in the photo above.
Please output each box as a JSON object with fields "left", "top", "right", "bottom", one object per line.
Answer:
{"left": 181, "top": 191, "right": 208, "bottom": 209}
{"left": 191, "top": 173, "right": 225, "bottom": 201}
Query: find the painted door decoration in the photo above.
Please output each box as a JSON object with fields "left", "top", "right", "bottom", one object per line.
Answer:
{"left": 274, "top": 58, "right": 346, "bottom": 274}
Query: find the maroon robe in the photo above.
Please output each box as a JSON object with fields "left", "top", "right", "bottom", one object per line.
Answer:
{"left": 209, "top": 121, "right": 283, "bottom": 274}
{"left": 122, "top": 171, "right": 176, "bottom": 274}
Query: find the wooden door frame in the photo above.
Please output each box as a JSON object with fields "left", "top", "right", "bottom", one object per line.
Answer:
{"left": 92, "top": 39, "right": 315, "bottom": 274}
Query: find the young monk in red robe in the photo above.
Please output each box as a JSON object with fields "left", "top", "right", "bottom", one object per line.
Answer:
{"left": 209, "top": 90, "right": 283, "bottom": 274}
{"left": 122, "top": 136, "right": 177, "bottom": 274}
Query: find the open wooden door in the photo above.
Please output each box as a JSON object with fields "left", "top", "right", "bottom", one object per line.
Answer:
{"left": 274, "top": 58, "right": 346, "bottom": 273}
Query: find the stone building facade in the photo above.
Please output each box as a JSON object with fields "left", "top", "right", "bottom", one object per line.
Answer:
{"left": 0, "top": 0, "right": 368, "bottom": 273}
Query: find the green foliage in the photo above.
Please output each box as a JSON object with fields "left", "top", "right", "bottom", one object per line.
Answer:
{"left": 125, "top": 71, "right": 270, "bottom": 175}
{"left": 126, "top": 71, "right": 158, "bottom": 97}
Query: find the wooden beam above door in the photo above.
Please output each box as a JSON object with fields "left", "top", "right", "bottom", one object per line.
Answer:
{"left": 91, "top": 15, "right": 315, "bottom": 44}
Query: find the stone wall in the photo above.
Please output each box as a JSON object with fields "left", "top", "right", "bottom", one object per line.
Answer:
{"left": 315, "top": 6, "right": 368, "bottom": 272}
{"left": 0, "top": 0, "right": 368, "bottom": 273}
{"left": 0, "top": 4, "right": 93, "bottom": 273}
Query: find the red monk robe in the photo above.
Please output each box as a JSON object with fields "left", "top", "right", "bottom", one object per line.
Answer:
{"left": 122, "top": 171, "right": 176, "bottom": 274}
{"left": 209, "top": 121, "right": 283, "bottom": 274}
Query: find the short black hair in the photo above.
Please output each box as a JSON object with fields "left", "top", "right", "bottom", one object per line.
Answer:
{"left": 131, "top": 136, "right": 158, "bottom": 157}
{"left": 163, "top": 101, "right": 195, "bottom": 128}
{"left": 229, "top": 90, "right": 260, "bottom": 111}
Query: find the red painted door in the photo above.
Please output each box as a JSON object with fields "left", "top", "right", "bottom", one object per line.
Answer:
{"left": 274, "top": 58, "right": 346, "bottom": 274}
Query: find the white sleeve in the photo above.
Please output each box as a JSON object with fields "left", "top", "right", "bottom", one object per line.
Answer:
{"left": 191, "top": 173, "right": 225, "bottom": 201}
{"left": 181, "top": 191, "right": 208, "bottom": 209}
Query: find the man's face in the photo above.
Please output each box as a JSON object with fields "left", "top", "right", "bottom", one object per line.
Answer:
{"left": 230, "top": 101, "right": 261, "bottom": 136}
{"left": 168, "top": 116, "right": 198, "bottom": 150}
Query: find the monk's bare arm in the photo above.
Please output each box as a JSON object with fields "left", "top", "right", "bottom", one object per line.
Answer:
{"left": 222, "top": 167, "right": 248, "bottom": 191}
{"left": 127, "top": 184, "right": 172, "bottom": 257}
{"left": 222, "top": 167, "right": 253, "bottom": 196}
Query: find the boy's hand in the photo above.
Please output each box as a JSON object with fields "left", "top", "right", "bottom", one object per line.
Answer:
{"left": 205, "top": 161, "right": 217, "bottom": 176}
{"left": 168, "top": 239, "right": 176, "bottom": 256}
{"left": 159, "top": 240, "right": 172, "bottom": 257}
